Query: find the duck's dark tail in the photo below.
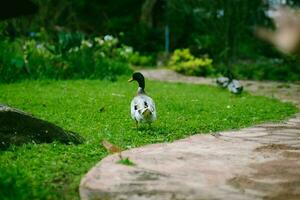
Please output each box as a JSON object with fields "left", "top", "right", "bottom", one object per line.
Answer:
{"left": 142, "top": 108, "right": 152, "bottom": 118}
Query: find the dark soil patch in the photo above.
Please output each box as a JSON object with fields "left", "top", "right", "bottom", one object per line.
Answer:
{"left": 255, "top": 144, "right": 299, "bottom": 153}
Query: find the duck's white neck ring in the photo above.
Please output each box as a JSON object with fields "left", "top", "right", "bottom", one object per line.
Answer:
{"left": 137, "top": 87, "right": 145, "bottom": 94}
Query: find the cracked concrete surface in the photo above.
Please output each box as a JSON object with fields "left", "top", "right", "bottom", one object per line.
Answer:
{"left": 80, "top": 69, "right": 300, "bottom": 200}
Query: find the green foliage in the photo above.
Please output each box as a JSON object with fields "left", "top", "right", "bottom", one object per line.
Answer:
{"left": 0, "top": 34, "right": 134, "bottom": 83}
{"left": 117, "top": 157, "right": 136, "bottom": 166}
{"left": 227, "top": 58, "right": 300, "bottom": 81}
{"left": 0, "top": 79, "right": 296, "bottom": 199}
{"left": 169, "top": 49, "right": 214, "bottom": 76}
{"left": 57, "top": 31, "right": 85, "bottom": 54}
{"left": 93, "top": 57, "right": 132, "bottom": 81}
{"left": 0, "top": 0, "right": 267, "bottom": 57}
{"left": 169, "top": 49, "right": 194, "bottom": 64}
{"left": 1, "top": 0, "right": 299, "bottom": 81}
{"left": 0, "top": 40, "right": 25, "bottom": 82}
{"left": 128, "top": 52, "right": 155, "bottom": 66}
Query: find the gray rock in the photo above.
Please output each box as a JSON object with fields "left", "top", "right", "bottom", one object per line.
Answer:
{"left": 0, "top": 104, "right": 84, "bottom": 150}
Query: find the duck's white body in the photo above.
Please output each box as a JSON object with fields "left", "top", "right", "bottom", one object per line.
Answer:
{"left": 131, "top": 88, "right": 156, "bottom": 123}
{"left": 216, "top": 76, "right": 243, "bottom": 94}
{"left": 227, "top": 80, "right": 243, "bottom": 94}
{"left": 216, "top": 77, "right": 230, "bottom": 88}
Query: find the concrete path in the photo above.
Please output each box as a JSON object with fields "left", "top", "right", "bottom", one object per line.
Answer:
{"left": 80, "top": 69, "right": 300, "bottom": 200}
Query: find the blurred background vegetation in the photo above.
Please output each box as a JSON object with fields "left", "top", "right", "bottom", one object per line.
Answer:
{"left": 1, "top": 0, "right": 300, "bottom": 83}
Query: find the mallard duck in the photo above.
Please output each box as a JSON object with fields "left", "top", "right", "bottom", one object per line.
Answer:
{"left": 216, "top": 76, "right": 230, "bottom": 88}
{"left": 216, "top": 70, "right": 243, "bottom": 94}
{"left": 227, "top": 79, "right": 243, "bottom": 94}
{"left": 128, "top": 72, "right": 156, "bottom": 127}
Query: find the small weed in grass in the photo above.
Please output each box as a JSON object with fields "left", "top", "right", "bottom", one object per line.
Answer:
{"left": 117, "top": 157, "right": 136, "bottom": 166}
{"left": 277, "top": 83, "right": 291, "bottom": 88}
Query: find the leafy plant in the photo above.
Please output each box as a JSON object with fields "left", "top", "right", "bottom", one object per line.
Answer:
{"left": 117, "top": 157, "right": 136, "bottom": 166}
{"left": 0, "top": 34, "right": 134, "bottom": 83}
{"left": 169, "top": 49, "right": 194, "bottom": 65}
{"left": 228, "top": 57, "right": 300, "bottom": 81}
{"left": 0, "top": 39, "right": 28, "bottom": 82}
{"left": 128, "top": 52, "right": 155, "bottom": 66}
{"left": 169, "top": 48, "right": 214, "bottom": 76}
{"left": 57, "top": 31, "right": 85, "bottom": 54}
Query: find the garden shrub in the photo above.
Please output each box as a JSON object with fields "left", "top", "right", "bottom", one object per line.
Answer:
{"left": 94, "top": 56, "right": 132, "bottom": 81}
{"left": 0, "top": 39, "right": 29, "bottom": 83}
{"left": 169, "top": 48, "right": 214, "bottom": 76}
{"left": 57, "top": 31, "right": 85, "bottom": 54}
{"left": 0, "top": 34, "right": 133, "bottom": 83}
{"left": 128, "top": 52, "right": 155, "bottom": 66}
{"left": 169, "top": 49, "right": 194, "bottom": 65}
{"left": 230, "top": 58, "right": 300, "bottom": 81}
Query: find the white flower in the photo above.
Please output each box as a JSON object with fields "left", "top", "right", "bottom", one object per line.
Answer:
{"left": 124, "top": 46, "right": 133, "bottom": 53}
{"left": 217, "top": 9, "right": 224, "bottom": 18}
{"left": 100, "top": 52, "right": 105, "bottom": 57}
{"left": 95, "top": 37, "right": 104, "bottom": 45}
{"left": 81, "top": 40, "right": 93, "bottom": 48}
{"left": 104, "top": 35, "right": 114, "bottom": 41}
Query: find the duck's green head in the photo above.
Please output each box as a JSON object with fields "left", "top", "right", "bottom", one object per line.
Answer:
{"left": 128, "top": 72, "right": 145, "bottom": 89}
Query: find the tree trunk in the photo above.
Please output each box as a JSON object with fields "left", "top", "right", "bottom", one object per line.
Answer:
{"left": 140, "top": 0, "right": 157, "bottom": 27}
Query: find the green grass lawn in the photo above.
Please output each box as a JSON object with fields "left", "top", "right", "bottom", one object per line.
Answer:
{"left": 0, "top": 78, "right": 297, "bottom": 199}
